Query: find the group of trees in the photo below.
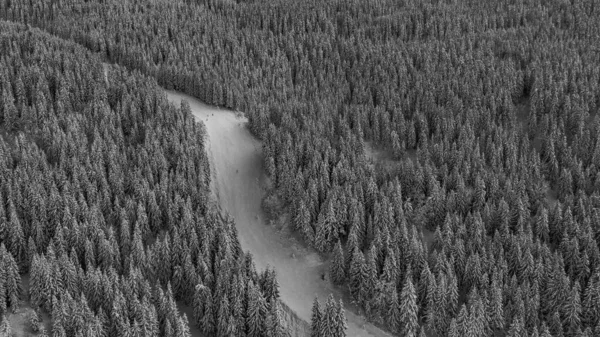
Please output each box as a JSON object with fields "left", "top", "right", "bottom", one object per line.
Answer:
{"left": 310, "top": 295, "right": 346, "bottom": 337}
{"left": 3, "top": 0, "right": 600, "bottom": 336}
{"left": 0, "top": 244, "right": 20, "bottom": 319}
{"left": 0, "top": 22, "right": 290, "bottom": 336}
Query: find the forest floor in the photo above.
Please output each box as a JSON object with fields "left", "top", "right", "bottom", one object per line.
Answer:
{"left": 164, "top": 90, "right": 392, "bottom": 337}
{"left": 6, "top": 276, "right": 51, "bottom": 337}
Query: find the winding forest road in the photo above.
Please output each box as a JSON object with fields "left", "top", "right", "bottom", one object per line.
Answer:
{"left": 165, "top": 91, "right": 391, "bottom": 337}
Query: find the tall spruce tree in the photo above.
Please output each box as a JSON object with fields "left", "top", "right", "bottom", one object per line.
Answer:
{"left": 330, "top": 240, "right": 346, "bottom": 285}
{"left": 399, "top": 272, "right": 419, "bottom": 337}
{"left": 311, "top": 298, "right": 322, "bottom": 337}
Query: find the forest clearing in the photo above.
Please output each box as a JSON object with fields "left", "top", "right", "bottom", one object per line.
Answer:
{"left": 164, "top": 90, "right": 389, "bottom": 337}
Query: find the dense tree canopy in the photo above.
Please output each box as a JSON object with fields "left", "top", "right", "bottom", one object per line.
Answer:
{"left": 3, "top": 0, "right": 600, "bottom": 335}
{"left": 0, "top": 22, "right": 288, "bottom": 337}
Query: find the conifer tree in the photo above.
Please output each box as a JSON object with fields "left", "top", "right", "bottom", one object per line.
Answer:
{"left": 448, "top": 319, "right": 459, "bottom": 337}
{"left": 28, "top": 307, "right": 42, "bottom": 332}
{"left": 311, "top": 297, "right": 322, "bottom": 337}
{"left": 1, "top": 245, "right": 21, "bottom": 310}
{"left": 1, "top": 88, "right": 17, "bottom": 131}
{"left": 362, "top": 245, "right": 378, "bottom": 303}
{"left": 540, "top": 322, "right": 552, "bottom": 337}
{"left": 391, "top": 130, "right": 404, "bottom": 159}
{"left": 0, "top": 271, "right": 5, "bottom": 317}
{"left": 193, "top": 284, "right": 214, "bottom": 334}
{"left": 488, "top": 276, "right": 504, "bottom": 331}
{"left": 506, "top": 316, "right": 526, "bottom": 337}
{"left": 246, "top": 281, "right": 267, "bottom": 337}
{"left": 382, "top": 251, "right": 398, "bottom": 285}
{"left": 348, "top": 247, "right": 365, "bottom": 299}
{"left": 294, "top": 199, "right": 314, "bottom": 244}
{"left": 315, "top": 200, "right": 339, "bottom": 253}
{"left": 319, "top": 294, "right": 347, "bottom": 337}
{"left": 265, "top": 301, "right": 286, "bottom": 337}
{"left": 217, "top": 296, "right": 231, "bottom": 337}
{"left": 582, "top": 271, "right": 600, "bottom": 327}
{"left": 0, "top": 314, "right": 10, "bottom": 337}
{"left": 399, "top": 273, "right": 419, "bottom": 337}
{"left": 330, "top": 240, "right": 346, "bottom": 285}
{"left": 563, "top": 281, "right": 582, "bottom": 334}
{"left": 384, "top": 283, "right": 400, "bottom": 333}
{"left": 334, "top": 298, "right": 347, "bottom": 337}
{"left": 455, "top": 304, "right": 470, "bottom": 337}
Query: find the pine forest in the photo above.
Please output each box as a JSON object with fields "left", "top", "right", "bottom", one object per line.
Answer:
{"left": 1, "top": 0, "right": 600, "bottom": 336}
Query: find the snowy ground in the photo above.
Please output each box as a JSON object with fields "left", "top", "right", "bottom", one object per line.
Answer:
{"left": 6, "top": 276, "right": 51, "bottom": 337}
{"left": 165, "top": 91, "right": 391, "bottom": 337}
